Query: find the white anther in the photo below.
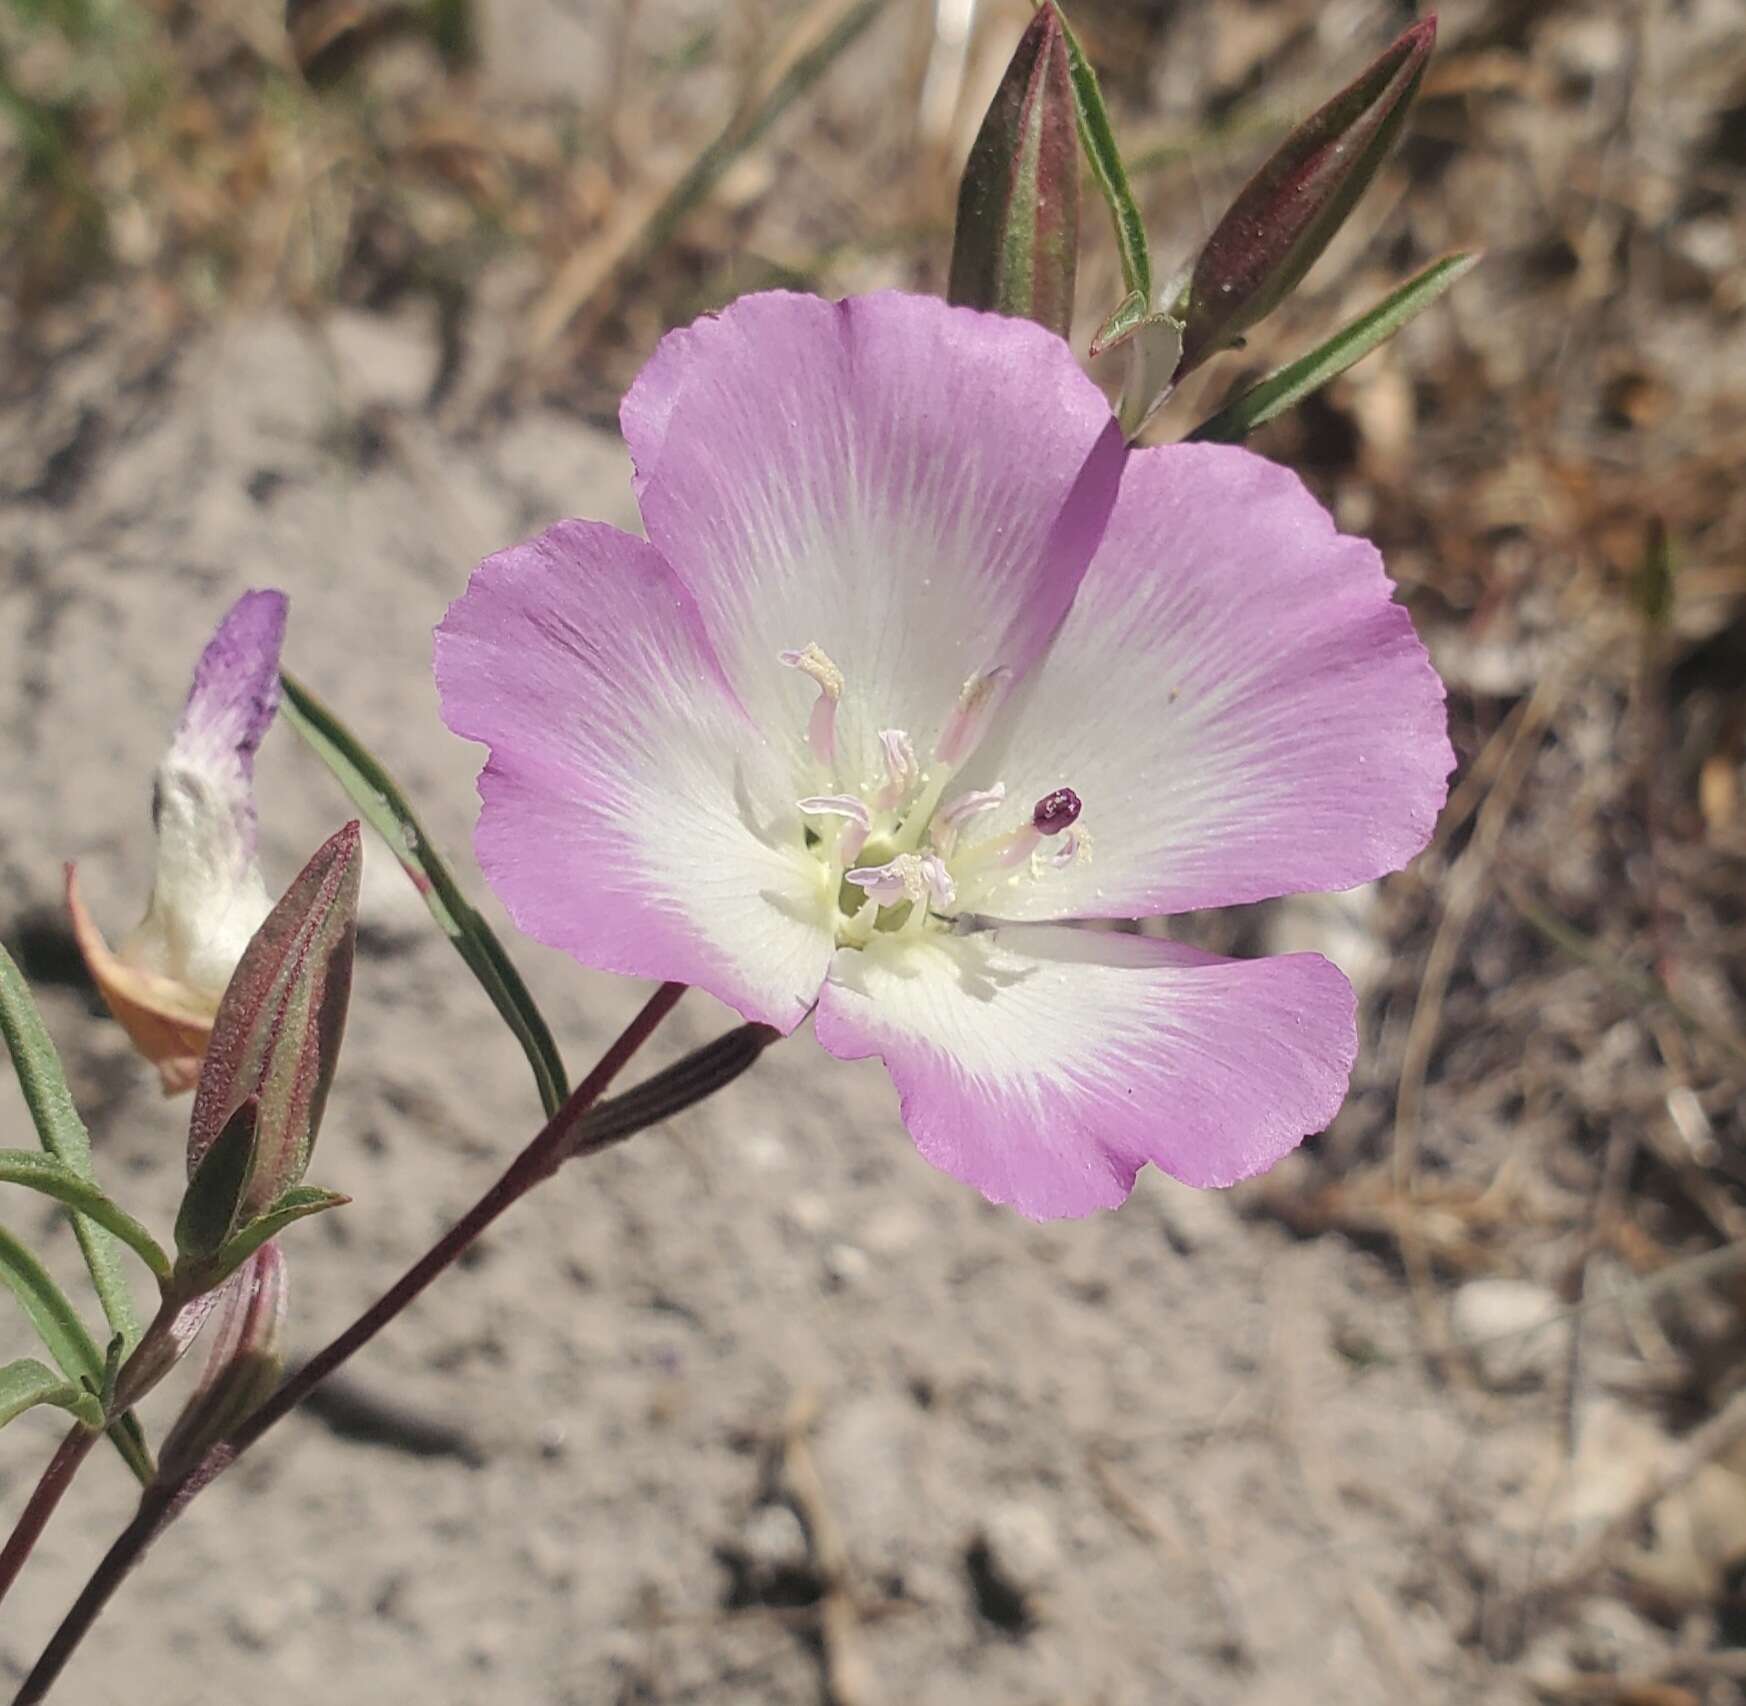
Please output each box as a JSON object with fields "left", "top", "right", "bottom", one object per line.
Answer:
{"left": 797, "top": 794, "right": 871, "bottom": 829}
{"left": 938, "top": 784, "right": 1006, "bottom": 831}
{"left": 845, "top": 853, "right": 939, "bottom": 910}
{"left": 799, "top": 793, "right": 872, "bottom": 863}
{"left": 778, "top": 643, "right": 843, "bottom": 699}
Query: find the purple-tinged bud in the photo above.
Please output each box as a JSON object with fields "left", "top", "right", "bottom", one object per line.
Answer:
{"left": 1032, "top": 789, "right": 1082, "bottom": 835}
{"left": 182, "top": 822, "right": 361, "bottom": 1263}
{"left": 158, "top": 1242, "right": 288, "bottom": 1477}
{"left": 69, "top": 589, "right": 289, "bottom": 1095}
{"left": 947, "top": 3, "right": 1079, "bottom": 340}
{"left": 1175, "top": 17, "right": 1437, "bottom": 380}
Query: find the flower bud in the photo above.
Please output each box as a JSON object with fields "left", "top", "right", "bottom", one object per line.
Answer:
{"left": 68, "top": 590, "right": 289, "bottom": 1094}
{"left": 1175, "top": 17, "right": 1436, "bottom": 380}
{"left": 157, "top": 1241, "right": 288, "bottom": 1477}
{"left": 947, "top": 3, "right": 1079, "bottom": 340}
{"left": 181, "top": 822, "right": 361, "bottom": 1267}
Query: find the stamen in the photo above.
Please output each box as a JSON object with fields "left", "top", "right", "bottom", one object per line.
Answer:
{"left": 844, "top": 855, "right": 927, "bottom": 910}
{"left": 933, "top": 783, "right": 1005, "bottom": 858}
{"left": 1040, "top": 826, "right": 1085, "bottom": 870}
{"left": 934, "top": 667, "right": 1011, "bottom": 769}
{"left": 779, "top": 643, "right": 844, "bottom": 767}
{"left": 938, "top": 784, "right": 1006, "bottom": 831}
{"left": 797, "top": 794, "right": 871, "bottom": 828}
{"left": 954, "top": 787, "right": 1087, "bottom": 877}
{"left": 873, "top": 729, "right": 918, "bottom": 810}
{"left": 797, "top": 794, "right": 871, "bottom": 865}
{"left": 918, "top": 854, "right": 956, "bottom": 911}
{"left": 994, "top": 826, "right": 1041, "bottom": 869}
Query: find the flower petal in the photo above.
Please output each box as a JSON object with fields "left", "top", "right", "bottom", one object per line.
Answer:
{"left": 123, "top": 589, "right": 286, "bottom": 1002}
{"left": 960, "top": 443, "right": 1452, "bottom": 920}
{"left": 67, "top": 864, "right": 212, "bottom": 1096}
{"left": 815, "top": 924, "right": 1356, "bottom": 1219}
{"left": 169, "top": 588, "right": 287, "bottom": 851}
{"left": 622, "top": 291, "right": 1122, "bottom": 782}
{"left": 435, "top": 521, "right": 836, "bottom": 1032}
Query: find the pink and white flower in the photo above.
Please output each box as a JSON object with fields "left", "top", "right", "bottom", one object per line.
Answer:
{"left": 436, "top": 292, "right": 1451, "bottom": 1218}
{"left": 69, "top": 589, "right": 287, "bottom": 1094}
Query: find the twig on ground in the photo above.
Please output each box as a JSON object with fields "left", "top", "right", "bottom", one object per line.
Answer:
{"left": 1529, "top": 1386, "right": 1746, "bottom": 1611}
{"left": 1392, "top": 645, "right": 1585, "bottom": 1374}
{"left": 520, "top": 0, "right": 889, "bottom": 369}
{"left": 782, "top": 1390, "right": 876, "bottom": 1706}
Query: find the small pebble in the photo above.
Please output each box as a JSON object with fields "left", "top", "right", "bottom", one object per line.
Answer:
{"left": 1451, "top": 1278, "right": 1564, "bottom": 1389}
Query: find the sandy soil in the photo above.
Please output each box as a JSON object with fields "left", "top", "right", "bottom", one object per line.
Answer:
{"left": 0, "top": 271, "right": 1635, "bottom": 1706}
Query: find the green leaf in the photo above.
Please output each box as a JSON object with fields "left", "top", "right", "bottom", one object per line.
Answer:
{"left": 0, "top": 1152, "right": 172, "bottom": 1281}
{"left": 1187, "top": 252, "right": 1480, "bottom": 444}
{"left": 0, "top": 944, "right": 143, "bottom": 1346}
{"left": 175, "top": 1097, "right": 259, "bottom": 1266}
{"left": 0, "top": 1358, "right": 103, "bottom": 1431}
{"left": 0, "top": 1221, "right": 105, "bottom": 1392}
{"left": 279, "top": 670, "right": 567, "bottom": 1118}
{"left": 213, "top": 1186, "right": 349, "bottom": 1281}
{"left": 1054, "top": 2, "right": 1150, "bottom": 307}
{"left": 0, "top": 1222, "right": 152, "bottom": 1480}
{"left": 1088, "top": 287, "right": 1146, "bottom": 356}
{"left": 1635, "top": 518, "right": 1677, "bottom": 631}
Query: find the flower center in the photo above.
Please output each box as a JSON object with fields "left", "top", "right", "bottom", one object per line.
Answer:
{"left": 781, "top": 644, "right": 1087, "bottom": 948}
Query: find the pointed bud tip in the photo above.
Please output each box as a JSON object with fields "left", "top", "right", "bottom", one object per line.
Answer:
{"left": 1175, "top": 13, "right": 1440, "bottom": 378}
{"left": 184, "top": 821, "right": 363, "bottom": 1213}
{"left": 946, "top": 0, "right": 1080, "bottom": 339}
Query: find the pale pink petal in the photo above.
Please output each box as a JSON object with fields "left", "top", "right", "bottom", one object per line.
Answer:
{"left": 815, "top": 924, "right": 1356, "bottom": 1219}
{"left": 170, "top": 587, "right": 286, "bottom": 855}
{"left": 622, "top": 291, "right": 1123, "bottom": 783}
{"left": 124, "top": 589, "right": 287, "bottom": 1002}
{"left": 959, "top": 444, "right": 1452, "bottom": 921}
{"left": 435, "top": 522, "right": 835, "bottom": 1032}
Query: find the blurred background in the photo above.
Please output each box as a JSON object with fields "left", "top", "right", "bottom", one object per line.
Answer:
{"left": 2, "top": 0, "right": 1745, "bottom": 1701}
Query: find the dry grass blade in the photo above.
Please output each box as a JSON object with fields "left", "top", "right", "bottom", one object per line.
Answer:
{"left": 521, "top": 0, "right": 890, "bottom": 368}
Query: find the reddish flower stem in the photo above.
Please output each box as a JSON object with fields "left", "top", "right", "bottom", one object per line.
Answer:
{"left": 0, "top": 1426, "right": 100, "bottom": 1608}
{"left": 15, "top": 981, "right": 696, "bottom": 1705}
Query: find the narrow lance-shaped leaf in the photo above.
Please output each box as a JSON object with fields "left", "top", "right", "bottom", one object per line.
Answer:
{"left": 0, "top": 944, "right": 142, "bottom": 1346}
{"left": 1175, "top": 16, "right": 1437, "bottom": 380}
{"left": 0, "top": 1224, "right": 152, "bottom": 1480}
{"left": 182, "top": 823, "right": 360, "bottom": 1274}
{"left": 948, "top": 3, "right": 1079, "bottom": 338}
{"left": 175, "top": 1098, "right": 260, "bottom": 1267}
{"left": 1053, "top": 2, "right": 1150, "bottom": 312}
{"left": 0, "top": 1359, "right": 104, "bottom": 1431}
{"left": 216, "top": 1185, "right": 349, "bottom": 1279}
{"left": 1188, "top": 250, "right": 1478, "bottom": 443}
{"left": 0, "top": 1152, "right": 172, "bottom": 1281}
{"left": 0, "top": 1223, "right": 106, "bottom": 1394}
{"left": 279, "top": 671, "right": 568, "bottom": 1119}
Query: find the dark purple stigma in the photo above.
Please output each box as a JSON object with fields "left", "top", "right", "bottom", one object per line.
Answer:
{"left": 1031, "top": 788, "right": 1082, "bottom": 836}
